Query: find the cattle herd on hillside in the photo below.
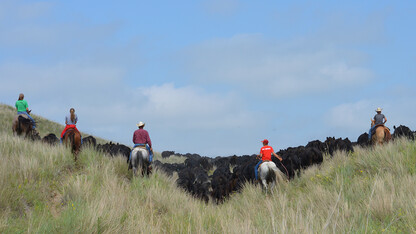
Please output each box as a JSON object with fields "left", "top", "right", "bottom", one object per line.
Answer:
{"left": 37, "top": 125, "right": 415, "bottom": 204}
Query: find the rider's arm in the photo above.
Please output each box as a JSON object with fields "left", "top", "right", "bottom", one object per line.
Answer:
{"left": 146, "top": 132, "right": 152, "bottom": 148}
{"left": 273, "top": 152, "right": 282, "bottom": 161}
{"left": 384, "top": 116, "right": 387, "bottom": 124}
{"left": 24, "top": 100, "right": 29, "bottom": 113}
{"left": 257, "top": 152, "right": 262, "bottom": 160}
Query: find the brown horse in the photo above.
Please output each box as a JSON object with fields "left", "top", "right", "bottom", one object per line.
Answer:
{"left": 12, "top": 115, "right": 39, "bottom": 140}
{"left": 371, "top": 120, "right": 391, "bottom": 145}
{"left": 63, "top": 128, "right": 82, "bottom": 160}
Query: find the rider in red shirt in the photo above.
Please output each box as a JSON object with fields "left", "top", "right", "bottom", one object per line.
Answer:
{"left": 255, "top": 139, "right": 282, "bottom": 180}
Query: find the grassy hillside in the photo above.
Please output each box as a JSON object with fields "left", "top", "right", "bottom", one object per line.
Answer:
{"left": 1, "top": 104, "right": 416, "bottom": 233}
{"left": 0, "top": 104, "right": 108, "bottom": 144}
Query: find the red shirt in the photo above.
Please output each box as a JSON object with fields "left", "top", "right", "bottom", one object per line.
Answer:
{"left": 260, "top": 145, "right": 274, "bottom": 161}
{"left": 133, "top": 129, "right": 152, "bottom": 148}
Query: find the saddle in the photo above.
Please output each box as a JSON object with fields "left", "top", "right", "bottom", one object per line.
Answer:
{"left": 134, "top": 144, "right": 147, "bottom": 149}
{"left": 62, "top": 127, "right": 80, "bottom": 138}
{"left": 17, "top": 114, "right": 29, "bottom": 119}
{"left": 259, "top": 160, "right": 271, "bottom": 166}
{"left": 15, "top": 114, "right": 33, "bottom": 128}
{"left": 371, "top": 124, "right": 387, "bottom": 135}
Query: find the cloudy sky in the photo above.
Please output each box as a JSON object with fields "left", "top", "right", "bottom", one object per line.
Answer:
{"left": 1, "top": 0, "right": 415, "bottom": 156}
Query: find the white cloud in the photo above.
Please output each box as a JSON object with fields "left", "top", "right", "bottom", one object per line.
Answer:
{"left": 138, "top": 83, "right": 255, "bottom": 129}
{"left": 180, "top": 34, "right": 374, "bottom": 98}
{"left": 326, "top": 100, "right": 374, "bottom": 132}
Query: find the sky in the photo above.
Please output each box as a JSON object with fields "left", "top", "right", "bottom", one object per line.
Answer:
{"left": 1, "top": 0, "right": 415, "bottom": 157}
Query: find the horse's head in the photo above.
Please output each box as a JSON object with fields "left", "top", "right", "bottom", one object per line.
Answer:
{"left": 371, "top": 119, "right": 375, "bottom": 127}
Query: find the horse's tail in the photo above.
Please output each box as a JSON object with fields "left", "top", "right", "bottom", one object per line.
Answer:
{"left": 17, "top": 117, "right": 22, "bottom": 134}
{"left": 138, "top": 151, "right": 144, "bottom": 172}
{"left": 384, "top": 127, "right": 392, "bottom": 142}
{"left": 131, "top": 149, "right": 142, "bottom": 176}
{"left": 270, "top": 163, "right": 287, "bottom": 183}
{"left": 66, "top": 129, "right": 80, "bottom": 156}
{"left": 69, "top": 130, "right": 75, "bottom": 151}
{"left": 265, "top": 167, "right": 276, "bottom": 183}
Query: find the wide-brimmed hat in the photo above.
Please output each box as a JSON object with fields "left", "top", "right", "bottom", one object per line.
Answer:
{"left": 136, "top": 121, "right": 145, "bottom": 127}
{"left": 375, "top": 107, "right": 382, "bottom": 112}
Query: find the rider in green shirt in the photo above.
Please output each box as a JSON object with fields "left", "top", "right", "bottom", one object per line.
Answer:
{"left": 15, "top": 93, "right": 36, "bottom": 129}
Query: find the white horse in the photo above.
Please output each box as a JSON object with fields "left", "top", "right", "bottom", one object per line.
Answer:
{"left": 131, "top": 147, "right": 151, "bottom": 176}
{"left": 258, "top": 161, "right": 287, "bottom": 193}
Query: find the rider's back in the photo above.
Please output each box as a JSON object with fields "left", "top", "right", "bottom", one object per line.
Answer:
{"left": 374, "top": 113, "right": 385, "bottom": 125}
{"left": 15, "top": 100, "right": 28, "bottom": 113}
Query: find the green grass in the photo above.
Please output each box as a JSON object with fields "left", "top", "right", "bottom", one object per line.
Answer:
{"left": 1, "top": 103, "right": 416, "bottom": 233}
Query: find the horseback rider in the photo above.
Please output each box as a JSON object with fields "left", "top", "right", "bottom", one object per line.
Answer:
{"left": 61, "top": 108, "right": 80, "bottom": 143}
{"left": 132, "top": 121, "right": 153, "bottom": 168}
{"left": 254, "top": 139, "right": 282, "bottom": 181}
{"left": 15, "top": 93, "right": 36, "bottom": 130}
{"left": 368, "top": 107, "right": 387, "bottom": 140}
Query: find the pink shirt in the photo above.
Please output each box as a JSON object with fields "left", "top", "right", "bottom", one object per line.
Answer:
{"left": 133, "top": 129, "right": 152, "bottom": 148}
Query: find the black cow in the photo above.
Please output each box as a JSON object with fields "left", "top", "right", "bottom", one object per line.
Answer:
{"left": 153, "top": 161, "right": 186, "bottom": 177}
{"left": 393, "top": 125, "right": 414, "bottom": 141}
{"left": 357, "top": 132, "right": 370, "bottom": 147}
{"left": 192, "top": 168, "right": 211, "bottom": 203}
{"left": 82, "top": 136, "right": 97, "bottom": 148}
{"left": 211, "top": 166, "right": 234, "bottom": 204}
{"left": 231, "top": 156, "right": 257, "bottom": 191}
{"left": 213, "top": 157, "right": 230, "bottom": 168}
{"left": 176, "top": 167, "right": 195, "bottom": 194}
{"left": 325, "top": 137, "right": 353, "bottom": 156}
{"left": 176, "top": 166, "right": 211, "bottom": 203}
{"left": 97, "top": 142, "right": 131, "bottom": 159}
{"left": 306, "top": 140, "right": 328, "bottom": 153}
{"left": 298, "top": 147, "right": 323, "bottom": 168}
{"left": 42, "top": 133, "right": 59, "bottom": 145}
{"left": 161, "top": 151, "right": 175, "bottom": 158}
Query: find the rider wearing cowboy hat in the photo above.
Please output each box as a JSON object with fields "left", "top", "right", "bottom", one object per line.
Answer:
{"left": 132, "top": 121, "right": 153, "bottom": 161}
{"left": 368, "top": 107, "right": 387, "bottom": 140}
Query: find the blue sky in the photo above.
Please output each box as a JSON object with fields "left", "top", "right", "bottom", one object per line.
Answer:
{"left": 1, "top": 0, "right": 415, "bottom": 156}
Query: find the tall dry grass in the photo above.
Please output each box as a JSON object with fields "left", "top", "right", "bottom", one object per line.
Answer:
{"left": 1, "top": 103, "right": 416, "bottom": 233}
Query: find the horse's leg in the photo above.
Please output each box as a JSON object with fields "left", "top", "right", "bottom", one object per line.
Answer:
{"left": 132, "top": 157, "right": 137, "bottom": 177}
{"left": 74, "top": 133, "right": 81, "bottom": 160}
{"left": 12, "top": 119, "right": 17, "bottom": 136}
{"left": 145, "top": 153, "right": 151, "bottom": 176}
{"left": 132, "top": 151, "right": 138, "bottom": 177}
{"left": 261, "top": 178, "right": 268, "bottom": 192}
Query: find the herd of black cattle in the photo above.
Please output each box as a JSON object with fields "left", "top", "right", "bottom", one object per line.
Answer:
{"left": 39, "top": 125, "right": 415, "bottom": 204}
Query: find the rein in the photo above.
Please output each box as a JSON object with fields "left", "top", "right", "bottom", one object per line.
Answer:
{"left": 278, "top": 160, "right": 290, "bottom": 178}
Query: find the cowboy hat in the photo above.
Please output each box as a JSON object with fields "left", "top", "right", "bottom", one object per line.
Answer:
{"left": 136, "top": 121, "right": 145, "bottom": 127}
{"left": 375, "top": 107, "right": 382, "bottom": 112}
